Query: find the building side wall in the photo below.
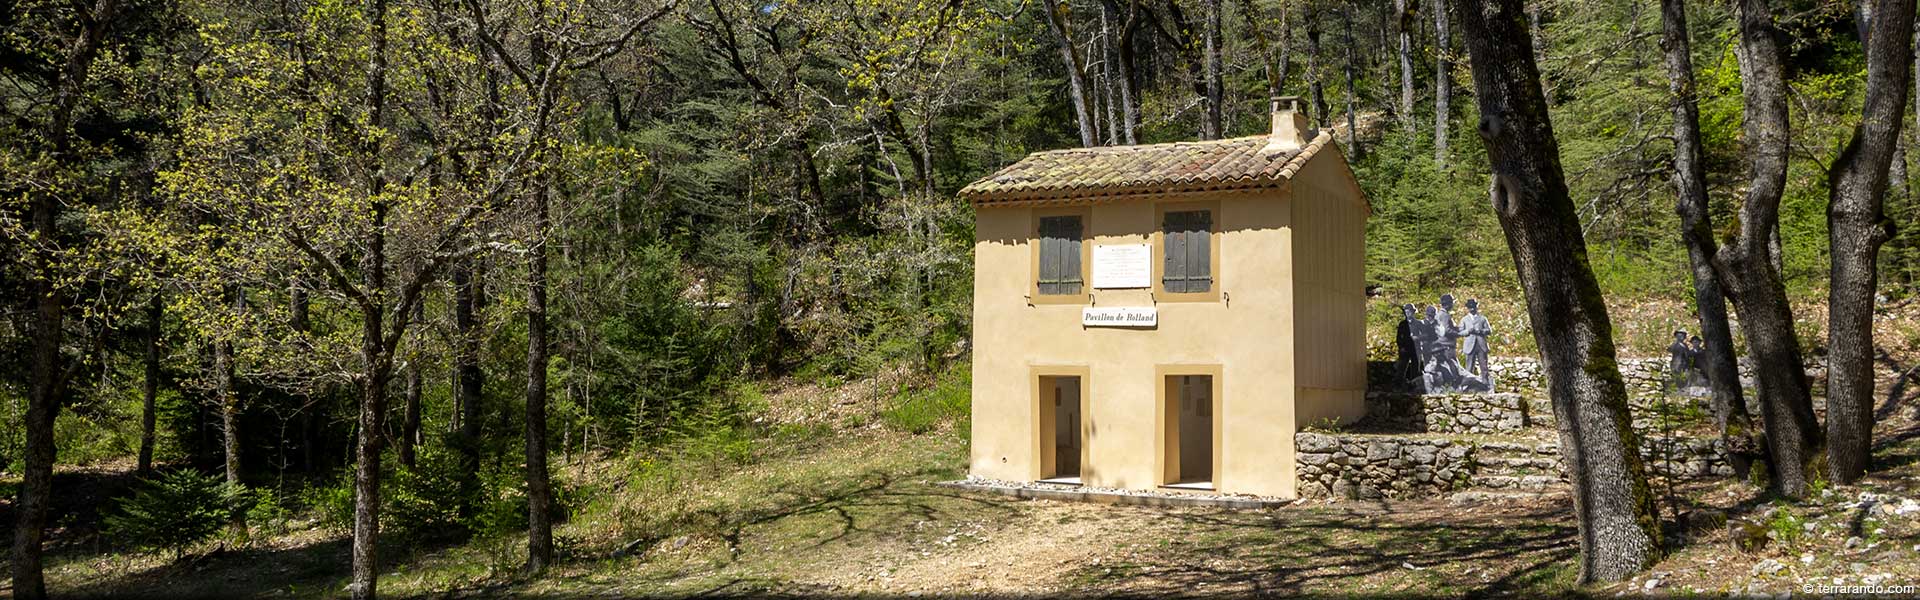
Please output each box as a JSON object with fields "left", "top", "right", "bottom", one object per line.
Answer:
{"left": 1289, "top": 147, "right": 1371, "bottom": 427}
{"left": 969, "top": 189, "right": 1299, "bottom": 497}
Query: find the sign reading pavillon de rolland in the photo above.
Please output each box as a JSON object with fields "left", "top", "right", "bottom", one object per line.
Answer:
{"left": 1082, "top": 306, "right": 1157, "bottom": 327}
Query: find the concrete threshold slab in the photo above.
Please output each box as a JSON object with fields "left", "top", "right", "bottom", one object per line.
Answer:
{"left": 937, "top": 480, "right": 1293, "bottom": 510}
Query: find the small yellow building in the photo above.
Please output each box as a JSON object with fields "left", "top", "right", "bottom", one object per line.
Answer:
{"left": 959, "top": 101, "right": 1370, "bottom": 498}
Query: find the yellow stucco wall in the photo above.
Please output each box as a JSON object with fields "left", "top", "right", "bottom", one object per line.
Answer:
{"left": 1290, "top": 144, "right": 1372, "bottom": 428}
{"left": 967, "top": 151, "right": 1367, "bottom": 499}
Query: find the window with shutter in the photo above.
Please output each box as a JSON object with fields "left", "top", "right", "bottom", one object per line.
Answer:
{"left": 1037, "top": 215, "right": 1084, "bottom": 295}
{"left": 1162, "top": 210, "right": 1213, "bottom": 293}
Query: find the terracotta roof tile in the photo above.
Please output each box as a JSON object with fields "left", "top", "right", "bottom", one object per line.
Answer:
{"left": 960, "top": 131, "right": 1335, "bottom": 205}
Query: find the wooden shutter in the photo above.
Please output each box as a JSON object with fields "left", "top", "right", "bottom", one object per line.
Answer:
{"left": 1061, "top": 220, "right": 1083, "bottom": 294}
{"left": 1164, "top": 213, "right": 1188, "bottom": 292}
{"left": 1038, "top": 216, "right": 1083, "bottom": 295}
{"left": 1163, "top": 210, "right": 1213, "bottom": 293}
{"left": 1188, "top": 211, "right": 1212, "bottom": 292}
{"left": 1038, "top": 226, "right": 1062, "bottom": 295}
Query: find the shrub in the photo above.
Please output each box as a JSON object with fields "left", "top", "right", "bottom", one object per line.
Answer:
{"left": 104, "top": 470, "right": 247, "bottom": 558}
{"left": 246, "top": 486, "right": 294, "bottom": 537}
{"left": 1766, "top": 504, "right": 1805, "bottom": 546}
{"left": 681, "top": 424, "right": 758, "bottom": 465}
{"left": 881, "top": 363, "right": 970, "bottom": 434}
{"left": 306, "top": 474, "right": 356, "bottom": 534}
{"left": 307, "top": 450, "right": 537, "bottom": 544}
{"left": 467, "top": 460, "right": 530, "bottom": 539}
{"left": 387, "top": 450, "right": 473, "bottom": 540}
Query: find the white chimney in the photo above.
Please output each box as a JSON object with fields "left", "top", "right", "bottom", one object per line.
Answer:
{"left": 1262, "top": 95, "right": 1310, "bottom": 154}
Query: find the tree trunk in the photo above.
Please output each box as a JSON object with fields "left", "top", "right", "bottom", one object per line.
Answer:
{"left": 1105, "top": 0, "right": 1141, "bottom": 144}
{"left": 1433, "top": 0, "right": 1451, "bottom": 161}
{"left": 1342, "top": 3, "right": 1360, "bottom": 157}
{"left": 1275, "top": 1, "right": 1293, "bottom": 94}
{"left": 1308, "top": 13, "right": 1328, "bottom": 127}
{"left": 1449, "top": 0, "right": 1662, "bottom": 582}
{"left": 139, "top": 295, "right": 161, "bottom": 476}
{"left": 1397, "top": 0, "right": 1417, "bottom": 132}
{"left": 453, "top": 258, "right": 485, "bottom": 521}
{"left": 1375, "top": 0, "right": 1392, "bottom": 94}
{"left": 351, "top": 0, "right": 391, "bottom": 595}
{"left": 1203, "top": 0, "right": 1223, "bottom": 139}
{"left": 13, "top": 0, "right": 118, "bottom": 596}
{"left": 1720, "top": 0, "right": 1824, "bottom": 498}
{"left": 1237, "top": 0, "right": 1285, "bottom": 113}
{"left": 399, "top": 301, "right": 423, "bottom": 469}
{"left": 1826, "top": 0, "right": 1914, "bottom": 484}
{"left": 1529, "top": 3, "right": 1546, "bottom": 61}
{"left": 1098, "top": 1, "right": 1121, "bottom": 146}
{"left": 215, "top": 287, "right": 244, "bottom": 537}
{"left": 1659, "top": 0, "right": 1754, "bottom": 478}
{"left": 523, "top": 12, "right": 557, "bottom": 573}
{"left": 1117, "top": 0, "right": 1142, "bottom": 144}
{"left": 350, "top": 318, "right": 391, "bottom": 600}
{"left": 290, "top": 281, "right": 312, "bottom": 472}
{"left": 14, "top": 180, "right": 63, "bottom": 600}
{"left": 1043, "top": 0, "right": 1099, "bottom": 147}
{"left": 1100, "top": 1, "right": 1119, "bottom": 145}
{"left": 525, "top": 182, "right": 555, "bottom": 574}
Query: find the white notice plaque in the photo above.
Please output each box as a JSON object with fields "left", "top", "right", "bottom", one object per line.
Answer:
{"left": 1093, "top": 244, "right": 1152, "bottom": 289}
{"left": 1082, "top": 307, "right": 1158, "bottom": 328}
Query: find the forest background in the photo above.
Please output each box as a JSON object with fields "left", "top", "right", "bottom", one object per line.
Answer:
{"left": 2, "top": 0, "right": 1916, "bottom": 594}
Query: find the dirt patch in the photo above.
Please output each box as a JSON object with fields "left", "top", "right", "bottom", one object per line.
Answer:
{"left": 757, "top": 367, "right": 914, "bottom": 430}
{"left": 820, "top": 501, "right": 1145, "bottom": 595}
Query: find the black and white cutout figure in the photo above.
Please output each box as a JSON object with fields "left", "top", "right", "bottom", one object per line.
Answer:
{"left": 1423, "top": 297, "right": 1465, "bottom": 393}
{"left": 1666, "top": 332, "right": 1712, "bottom": 398}
{"left": 1666, "top": 330, "right": 1709, "bottom": 397}
{"left": 1395, "top": 293, "right": 1497, "bottom": 394}
{"left": 1412, "top": 305, "right": 1442, "bottom": 391}
{"left": 1458, "top": 299, "right": 1494, "bottom": 392}
{"left": 1395, "top": 303, "right": 1426, "bottom": 391}
{"left": 1687, "top": 335, "right": 1709, "bottom": 389}
{"left": 1667, "top": 330, "right": 1691, "bottom": 387}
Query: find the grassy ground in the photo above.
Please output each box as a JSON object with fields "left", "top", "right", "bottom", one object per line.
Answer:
{"left": 25, "top": 427, "right": 1599, "bottom": 599}
{"left": 10, "top": 328, "right": 1920, "bottom": 598}
{"left": 45, "top": 421, "right": 1918, "bottom": 598}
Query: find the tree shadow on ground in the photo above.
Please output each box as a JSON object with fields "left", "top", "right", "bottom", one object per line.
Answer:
{"left": 696, "top": 467, "right": 1023, "bottom": 559}
{"left": 0, "top": 464, "right": 148, "bottom": 560}
{"left": 52, "top": 529, "right": 493, "bottom": 599}
{"left": 454, "top": 465, "right": 1026, "bottom": 597}
{"left": 1873, "top": 350, "right": 1920, "bottom": 422}
{"left": 1067, "top": 501, "right": 1583, "bottom": 598}
{"left": 59, "top": 537, "right": 354, "bottom": 599}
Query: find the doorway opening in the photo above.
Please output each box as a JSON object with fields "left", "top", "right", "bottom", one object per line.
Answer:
{"left": 1163, "top": 374, "right": 1215, "bottom": 489}
{"left": 1039, "top": 375, "right": 1084, "bottom": 484}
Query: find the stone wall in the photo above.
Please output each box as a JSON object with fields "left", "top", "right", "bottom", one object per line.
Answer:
{"left": 1488, "top": 355, "right": 1827, "bottom": 401}
{"left": 1294, "top": 433, "right": 1474, "bottom": 500}
{"left": 1295, "top": 431, "right": 1734, "bottom": 499}
{"left": 1526, "top": 386, "right": 1740, "bottom": 435}
{"left": 1641, "top": 435, "right": 1736, "bottom": 478}
{"left": 1490, "top": 357, "right": 1677, "bottom": 399}
{"left": 1361, "top": 392, "right": 1530, "bottom": 434}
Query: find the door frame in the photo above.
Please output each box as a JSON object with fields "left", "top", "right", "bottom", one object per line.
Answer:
{"left": 1031, "top": 365, "right": 1091, "bottom": 481}
{"left": 1155, "top": 364, "right": 1223, "bottom": 487}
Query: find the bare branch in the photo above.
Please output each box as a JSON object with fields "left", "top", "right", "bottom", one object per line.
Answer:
{"left": 284, "top": 229, "right": 374, "bottom": 310}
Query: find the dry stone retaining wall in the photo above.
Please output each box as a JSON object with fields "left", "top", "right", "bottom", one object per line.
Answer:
{"left": 1361, "top": 392, "right": 1529, "bottom": 434}
{"left": 1641, "top": 435, "right": 1737, "bottom": 478}
{"left": 1294, "top": 433, "right": 1473, "bottom": 500}
{"left": 1488, "top": 356, "right": 1826, "bottom": 402}
{"left": 1295, "top": 432, "right": 1734, "bottom": 499}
